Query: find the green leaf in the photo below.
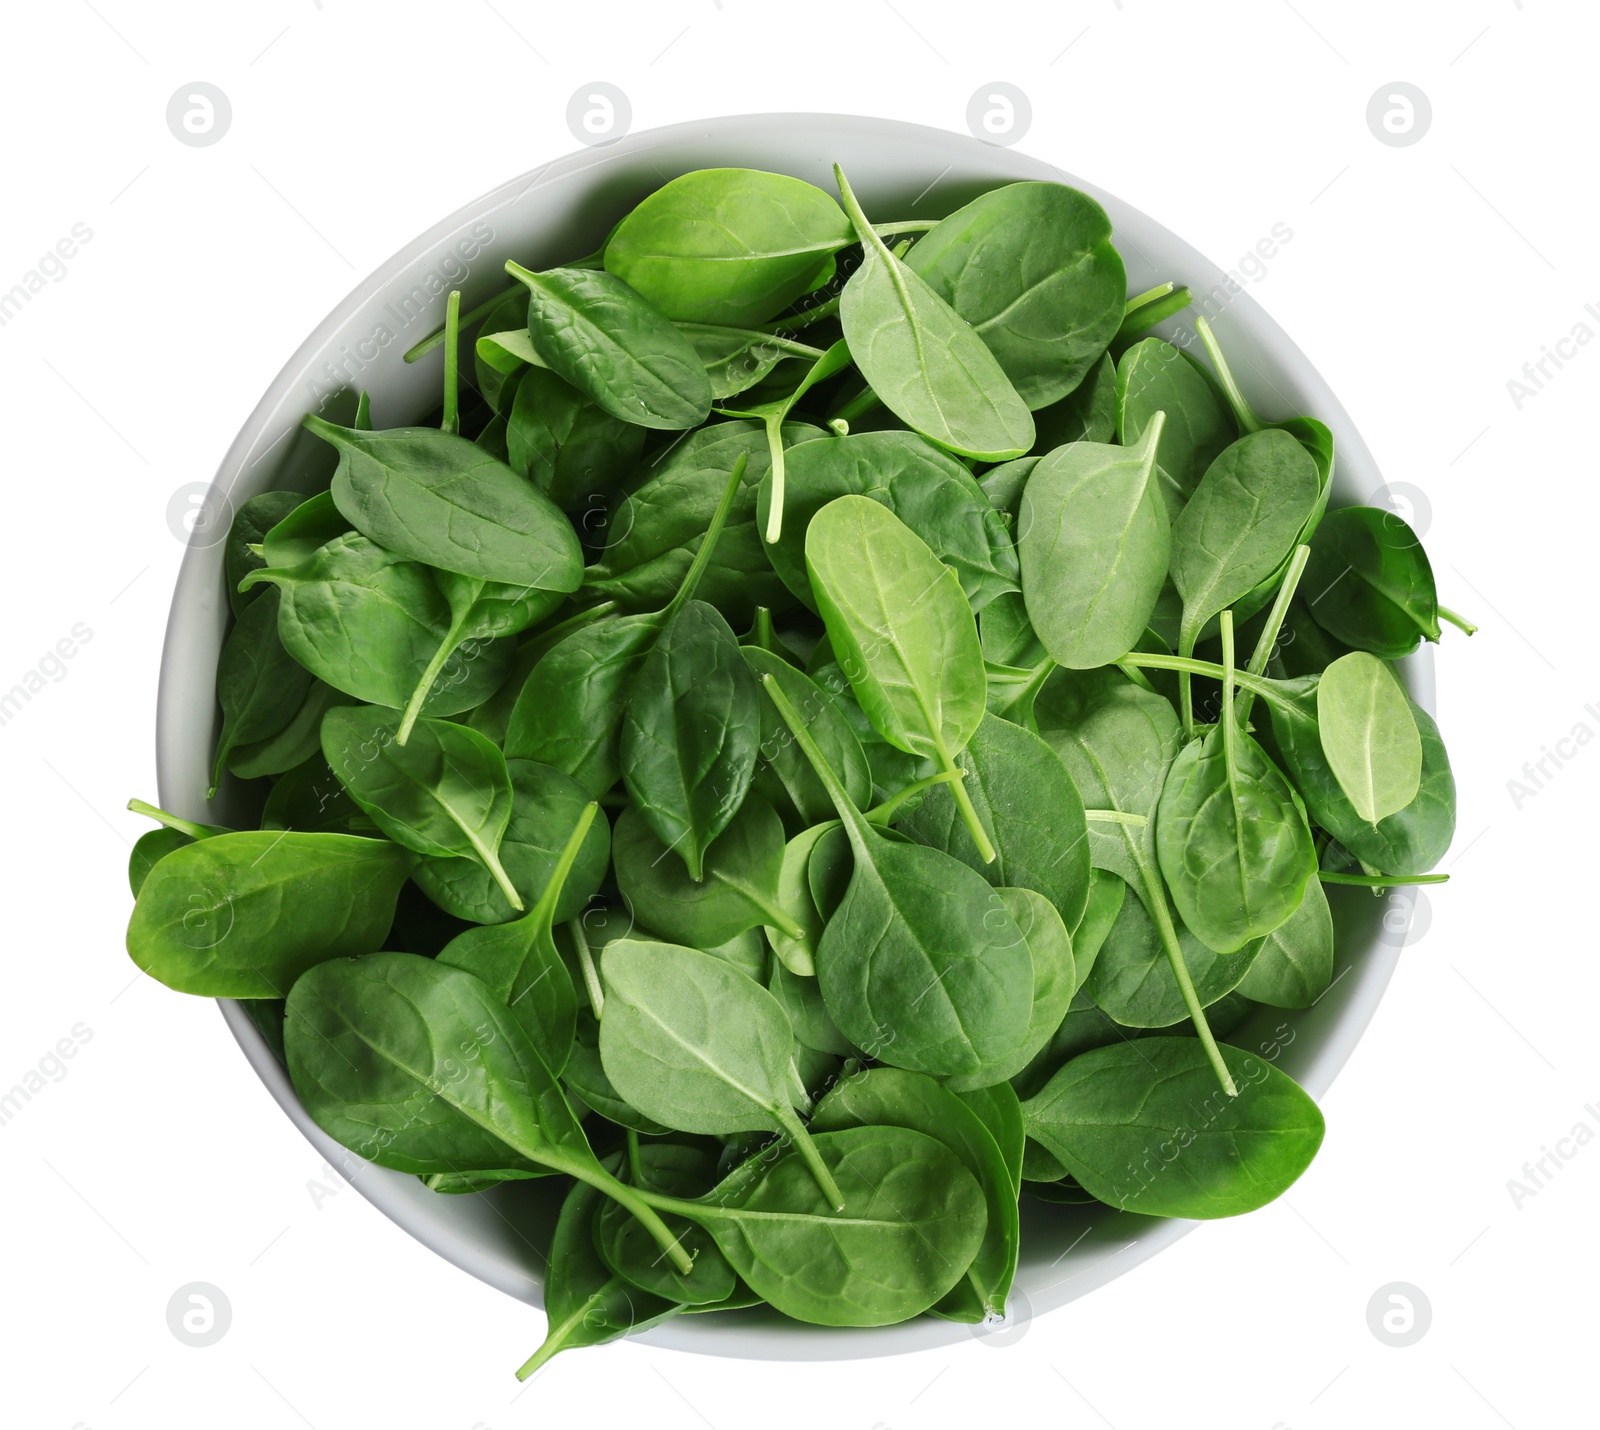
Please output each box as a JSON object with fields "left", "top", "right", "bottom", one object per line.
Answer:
{"left": 805, "top": 496, "right": 991, "bottom": 857}
{"left": 240, "top": 533, "right": 511, "bottom": 715}
{"left": 210, "top": 587, "right": 315, "bottom": 796}
{"left": 126, "top": 832, "right": 409, "bottom": 997}
{"left": 1316, "top": 651, "right": 1423, "bottom": 824}
{"left": 604, "top": 169, "right": 851, "bottom": 327}
{"left": 507, "top": 263, "right": 713, "bottom": 430}
{"left": 1023, "top": 1038, "right": 1325, "bottom": 1217}
{"left": 620, "top": 600, "right": 760, "bottom": 881}
{"left": 813, "top": 1067, "right": 1018, "bottom": 1320}
{"left": 645, "top": 1125, "right": 986, "bottom": 1325}
{"left": 611, "top": 796, "right": 797, "bottom": 948}
{"left": 1302, "top": 506, "right": 1442, "bottom": 657}
{"left": 1115, "top": 338, "right": 1237, "bottom": 512}
{"left": 321, "top": 706, "right": 523, "bottom": 911}
{"left": 834, "top": 166, "right": 1034, "bottom": 460}
{"left": 435, "top": 803, "right": 599, "bottom": 1074}
{"left": 1236, "top": 878, "right": 1334, "bottom": 1008}
{"left": 599, "top": 939, "right": 844, "bottom": 1207}
{"left": 897, "top": 711, "right": 1091, "bottom": 928}
{"left": 759, "top": 430, "right": 1019, "bottom": 614}
{"left": 303, "top": 417, "right": 583, "bottom": 589}
{"left": 1018, "top": 414, "right": 1170, "bottom": 669}
{"left": 904, "top": 181, "right": 1125, "bottom": 409}
{"left": 1170, "top": 428, "right": 1322, "bottom": 656}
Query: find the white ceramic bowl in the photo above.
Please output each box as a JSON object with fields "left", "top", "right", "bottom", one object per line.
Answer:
{"left": 158, "top": 112, "right": 1429, "bottom": 1360}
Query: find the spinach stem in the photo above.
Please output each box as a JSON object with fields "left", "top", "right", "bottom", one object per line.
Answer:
{"left": 625, "top": 1128, "right": 643, "bottom": 1186}
{"left": 1135, "top": 861, "right": 1238, "bottom": 1097}
{"left": 664, "top": 453, "right": 748, "bottom": 620}
{"left": 1123, "top": 282, "right": 1176, "bottom": 316}
{"left": 1083, "top": 809, "right": 1147, "bottom": 827}
{"left": 872, "top": 219, "right": 939, "bottom": 237}
{"left": 710, "top": 872, "right": 805, "bottom": 943}
{"left": 761, "top": 675, "right": 877, "bottom": 857}
{"left": 567, "top": 917, "right": 605, "bottom": 1017}
{"left": 1235, "top": 545, "right": 1310, "bottom": 728}
{"left": 1119, "top": 651, "right": 1286, "bottom": 709}
{"left": 773, "top": 1102, "right": 846, "bottom": 1211}
{"left": 1438, "top": 605, "right": 1478, "bottom": 637}
{"left": 567, "top": 1162, "right": 694, "bottom": 1275}
{"left": 941, "top": 751, "right": 998, "bottom": 864}
{"left": 865, "top": 769, "right": 964, "bottom": 825}
{"left": 397, "top": 615, "right": 470, "bottom": 745}
{"left": 1194, "top": 315, "right": 1263, "bottom": 433}
{"left": 529, "top": 805, "right": 599, "bottom": 931}
{"left": 1320, "top": 871, "right": 1449, "bottom": 888}
{"left": 441, "top": 290, "right": 461, "bottom": 435}
{"left": 127, "top": 798, "right": 214, "bottom": 842}
{"left": 758, "top": 294, "right": 840, "bottom": 336}
{"left": 828, "top": 383, "right": 883, "bottom": 426}
{"left": 404, "top": 285, "right": 516, "bottom": 363}
{"left": 751, "top": 607, "right": 777, "bottom": 654}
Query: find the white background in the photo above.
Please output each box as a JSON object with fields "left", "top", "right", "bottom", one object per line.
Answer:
{"left": 2, "top": 1, "right": 1594, "bottom": 1426}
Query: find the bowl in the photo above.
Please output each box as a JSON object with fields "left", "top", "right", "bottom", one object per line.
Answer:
{"left": 157, "top": 112, "right": 1430, "bottom": 1360}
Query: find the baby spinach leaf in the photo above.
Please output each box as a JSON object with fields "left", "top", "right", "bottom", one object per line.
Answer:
{"left": 1085, "top": 890, "right": 1258, "bottom": 1027}
{"left": 905, "top": 181, "right": 1125, "bottom": 409}
{"left": 1303, "top": 506, "right": 1442, "bottom": 657}
{"left": 507, "top": 262, "right": 713, "bottom": 430}
{"left": 593, "top": 1142, "right": 737, "bottom": 1305}
{"left": 760, "top": 430, "right": 1020, "bottom": 614}
{"left": 414, "top": 759, "right": 609, "bottom": 926}
{"left": 1022, "top": 1038, "right": 1324, "bottom": 1217}
{"left": 126, "top": 831, "right": 409, "bottom": 997}
{"left": 834, "top": 166, "right": 1034, "bottom": 460}
{"left": 1262, "top": 677, "right": 1456, "bottom": 875}
{"left": 1236, "top": 877, "right": 1334, "bottom": 1008}
{"left": 284, "top": 951, "right": 691, "bottom": 1271}
{"left": 763, "top": 819, "right": 838, "bottom": 976}
{"left": 256, "top": 490, "right": 352, "bottom": 571}
{"left": 1170, "top": 428, "right": 1322, "bottom": 658}
{"left": 768, "top": 956, "right": 854, "bottom": 1056}
{"left": 226, "top": 491, "right": 305, "bottom": 616}
{"left": 504, "top": 611, "right": 663, "bottom": 795}
{"left": 744, "top": 645, "right": 873, "bottom": 834}
{"left": 806, "top": 496, "right": 994, "bottom": 860}
{"left": 436, "top": 803, "right": 598, "bottom": 1074}
{"left": 641, "top": 1124, "right": 986, "bottom": 1325}
{"left": 585, "top": 420, "right": 821, "bottom": 621}
{"left": 210, "top": 586, "right": 315, "bottom": 796}
{"left": 1116, "top": 338, "right": 1236, "bottom": 512}
{"left": 1154, "top": 643, "right": 1317, "bottom": 955}
{"left": 611, "top": 795, "right": 799, "bottom": 948}
{"left": 1068, "top": 867, "right": 1126, "bottom": 989}
{"left": 1316, "top": 651, "right": 1423, "bottom": 824}
{"left": 1032, "top": 349, "right": 1117, "bottom": 450}
{"left": 599, "top": 938, "right": 845, "bottom": 1207}
{"left": 562, "top": 1009, "right": 671, "bottom": 1135}
{"left": 228, "top": 680, "right": 353, "bottom": 782}
{"left": 897, "top": 711, "right": 1090, "bottom": 928}
{"left": 620, "top": 599, "right": 760, "bottom": 880}
{"left": 763, "top": 675, "right": 1034, "bottom": 1083}
{"left": 1018, "top": 414, "right": 1169, "bottom": 670}
{"left": 398, "top": 572, "right": 564, "bottom": 743}
{"left": 604, "top": 168, "right": 851, "bottom": 327}
{"left": 943, "top": 887, "right": 1077, "bottom": 1093}
{"left": 681, "top": 324, "right": 822, "bottom": 399}
{"left": 321, "top": 706, "right": 523, "bottom": 911}
{"left": 303, "top": 416, "right": 583, "bottom": 589}
{"left": 240, "top": 533, "right": 511, "bottom": 715}
{"left": 506, "top": 367, "right": 646, "bottom": 510}
{"left": 516, "top": 1164, "right": 682, "bottom": 1380}
{"left": 813, "top": 1066, "right": 1018, "bottom": 1321}
{"left": 259, "top": 756, "right": 363, "bottom": 835}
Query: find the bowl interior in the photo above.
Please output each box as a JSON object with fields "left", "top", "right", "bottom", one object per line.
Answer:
{"left": 158, "top": 113, "right": 1423, "bottom": 1361}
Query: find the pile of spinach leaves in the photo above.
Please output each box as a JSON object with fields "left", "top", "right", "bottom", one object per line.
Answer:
{"left": 125, "top": 165, "right": 1471, "bottom": 1375}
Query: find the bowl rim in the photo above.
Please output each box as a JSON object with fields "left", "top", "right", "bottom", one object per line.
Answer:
{"left": 156, "top": 110, "right": 1431, "bottom": 1362}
